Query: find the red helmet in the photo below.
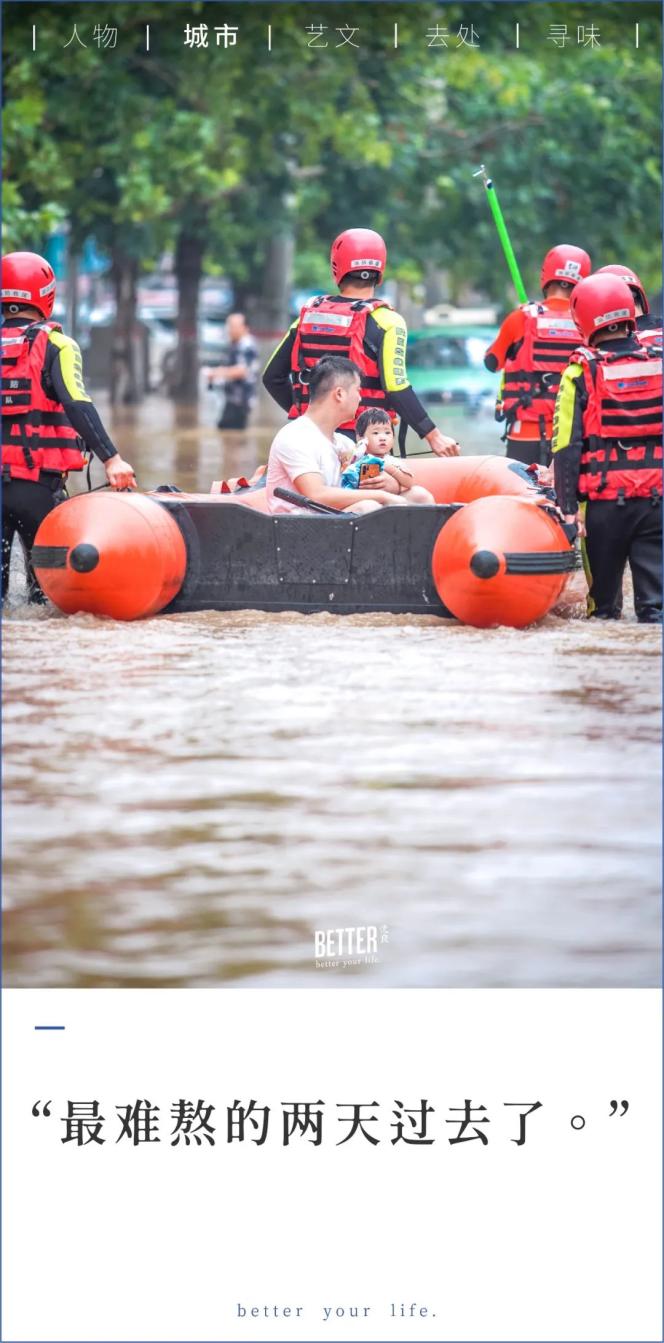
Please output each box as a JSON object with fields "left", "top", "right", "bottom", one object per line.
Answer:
{"left": 330, "top": 229, "right": 387, "bottom": 285}
{"left": 596, "top": 263, "right": 649, "bottom": 315}
{"left": 540, "top": 245, "right": 591, "bottom": 292}
{"left": 1, "top": 251, "right": 56, "bottom": 318}
{"left": 570, "top": 273, "right": 636, "bottom": 343}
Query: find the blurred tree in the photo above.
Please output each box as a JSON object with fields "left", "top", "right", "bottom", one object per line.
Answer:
{"left": 308, "top": 2, "right": 662, "bottom": 309}
{"left": 2, "top": 83, "right": 69, "bottom": 248}
{"left": 4, "top": 3, "right": 172, "bottom": 400}
{"left": 3, "top": 0, "right": 660, "bottom": 403}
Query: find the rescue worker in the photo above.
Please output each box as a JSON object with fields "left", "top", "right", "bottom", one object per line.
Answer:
{"left": 262, "top": 228, "right": 459, "bottom": 456}
{"left": 484, "top": 243, "right": 592, "bottom": 466}
{"left": 552, "top": 272, "right": 662, "bottom": 623}
{"left": 2, "top": 251, "right": 136, "bottom": 602}
{"left": 596, "top": 264, "right": 662, "bottom": 347}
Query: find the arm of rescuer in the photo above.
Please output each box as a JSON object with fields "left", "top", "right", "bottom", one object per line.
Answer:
{"left": 44, "top": 331, "right": 137, "bottom": 489}
{"left": 484, "top": 307, "right": 527, "bottom": 420}
{"left": 262, "top": 319, "right": 299, "bottom": 414}
{"left": 367, "top": 309, "right": 459, "bottom": 456}
{"left": 551, "top": 361, "right": 587, "bottom": 534}
{"left": 483, "top": 307, "right": 527, "bottom": 372}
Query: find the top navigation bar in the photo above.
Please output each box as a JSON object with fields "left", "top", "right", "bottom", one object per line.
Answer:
{"left": 28, "top": 19, "right": 648, "bottom": 54}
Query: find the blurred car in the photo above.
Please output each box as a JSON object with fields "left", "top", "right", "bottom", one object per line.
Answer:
{"left": 139, "top": 311, "right": 229, "bottom": 390}
{"left": 138, "top": 275, "right": 233, "bottom": 319}
{"left": 407, "top": 325, "right": 499, "bottom": 414}
{"left": 138, "top": 274, "right": 233, "bottom": 387}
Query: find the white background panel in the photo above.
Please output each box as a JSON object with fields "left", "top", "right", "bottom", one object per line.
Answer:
{"left": 2, "top": 988, "right": 661, "bottom": 1342}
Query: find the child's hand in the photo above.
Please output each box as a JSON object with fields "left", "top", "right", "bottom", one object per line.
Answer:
{"left": 339, "top": 452, "right": 354, "bottom": 471}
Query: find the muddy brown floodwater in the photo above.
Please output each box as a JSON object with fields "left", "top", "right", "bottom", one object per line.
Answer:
{"left": 3, "top": 392, "right": 661, "bottom": 988}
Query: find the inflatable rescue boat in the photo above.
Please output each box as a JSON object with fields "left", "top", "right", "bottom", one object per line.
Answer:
{"left": 31, "top": 456, "right": 578, "bottom": 628}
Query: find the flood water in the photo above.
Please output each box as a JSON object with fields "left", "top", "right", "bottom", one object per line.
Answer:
{"left": 3, "top": 390, "right": 661, "bottom": 988}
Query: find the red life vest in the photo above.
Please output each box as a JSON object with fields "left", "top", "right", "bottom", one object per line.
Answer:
{"left": 289, "top": 296, "right": 393, "bottom": 430}
{"left": 575, "top": 344, "right": 663, "bottom": 501}
{"left": 1, "top": 320, "right": 86, "bottom": 481}
{"left": 501, "top": 301, "right": 583, "bottom": 437}
{"left": 638, "top": 324, "right": 662, "bottom": 348}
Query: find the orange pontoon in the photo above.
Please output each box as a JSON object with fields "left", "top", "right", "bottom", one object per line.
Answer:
{"left": 32, "top": 457, "right": 578, "bottom": 627}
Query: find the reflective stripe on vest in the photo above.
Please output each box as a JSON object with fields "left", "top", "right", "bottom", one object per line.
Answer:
{"left": 289, "top": 296, "right": 392, "bottom": 428}
{"left": 502, "top": 303, "right": 582, "bottom": 432}
{"left": 576, "top": 346, "right": 663, "bottom": 501}
{"left": 1, "top": 321, "right": 86, "bottom": 481}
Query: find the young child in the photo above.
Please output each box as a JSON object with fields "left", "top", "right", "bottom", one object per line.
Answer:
{"left": 340, "top": 409, "right": 434, "bottom": 503}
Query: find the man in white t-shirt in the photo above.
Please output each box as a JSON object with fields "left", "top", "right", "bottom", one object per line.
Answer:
{"left": 266, "top": 356, "right": 407, "bottom": 515}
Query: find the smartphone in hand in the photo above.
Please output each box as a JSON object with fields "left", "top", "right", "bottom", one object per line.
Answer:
{"left": 359, "top": 460, "right": 382, "bottom": 482}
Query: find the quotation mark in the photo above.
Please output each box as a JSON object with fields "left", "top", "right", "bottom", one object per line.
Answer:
{"left": 32, "top": 1100, "right": 52, "bottom": 1117}
{"left": 571, "top": 1101, "right": 630, "bottom": 1130}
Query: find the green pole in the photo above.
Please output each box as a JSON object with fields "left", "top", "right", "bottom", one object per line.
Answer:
{"left": 473, "top": 165, "right": 528, "bottom": 304}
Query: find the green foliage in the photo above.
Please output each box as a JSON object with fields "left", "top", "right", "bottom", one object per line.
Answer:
{"left": 3, "top": 0, "right": 661, "bottom": 303}
{"left": 2, "top": 79, "right": 71, "bottom": 248}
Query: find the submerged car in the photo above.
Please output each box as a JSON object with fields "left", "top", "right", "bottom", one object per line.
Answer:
{"left": 407, "top": 325, "right": 499, "bottom": 414}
